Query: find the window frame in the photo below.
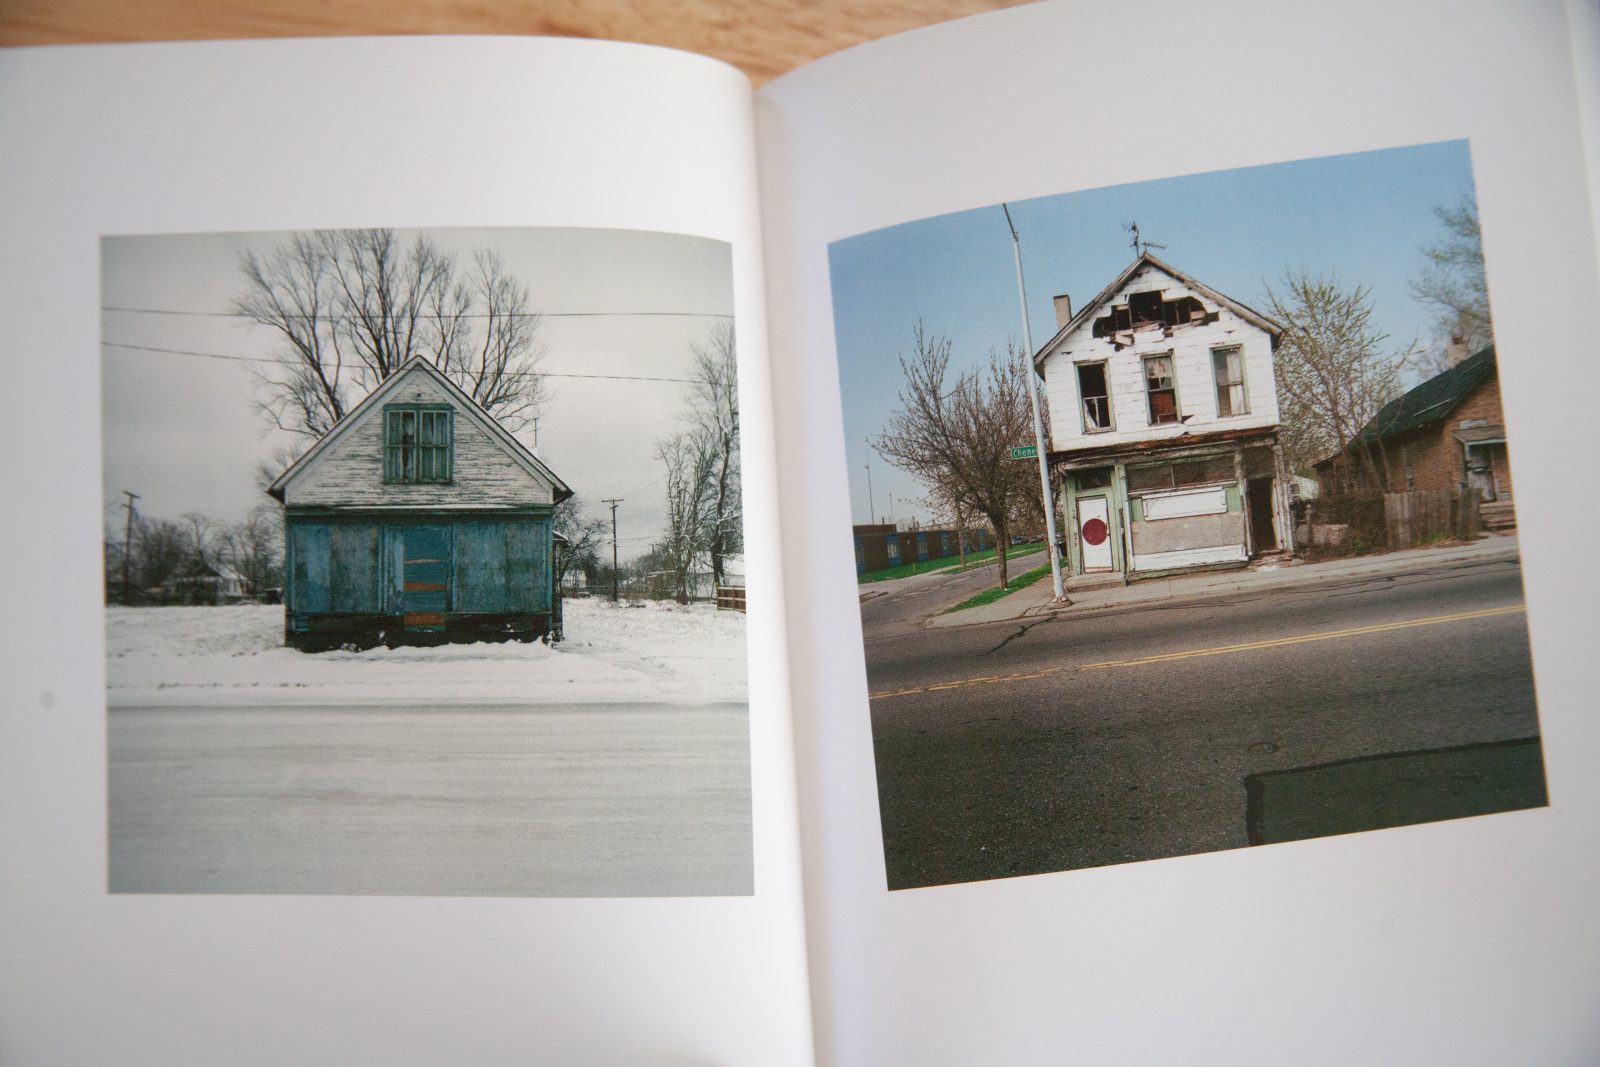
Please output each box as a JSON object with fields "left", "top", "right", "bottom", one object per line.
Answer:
{"left": 1075, "top": 359, "right": 1114, "bottom": 433}
{"left": 383, "top": 403, "right": 455, "bottom": 485}
{"left": 1143, "top": 352, "right": 1180, "bottom": 425}
{"left": 1211, "top": 345, "right": 1249, "bottom": 417}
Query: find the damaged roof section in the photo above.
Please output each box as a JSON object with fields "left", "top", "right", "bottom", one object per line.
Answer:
{"left": 1035, "top": 252, "right": 1284, "bottom": 367}
{"left": 1091, "top": 290, "right": 1216, "bottom": 339}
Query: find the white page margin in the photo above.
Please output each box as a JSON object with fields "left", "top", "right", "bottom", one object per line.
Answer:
{"left": 758, "top": 2, "right": 1600, "bottom": 1062}
{"left": 0, "top": 36, "right": 812, "bottom": 1066}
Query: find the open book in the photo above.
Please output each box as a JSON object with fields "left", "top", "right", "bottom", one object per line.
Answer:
{"left": 4, "top": 1, "right": 1599, "bottom": 1061}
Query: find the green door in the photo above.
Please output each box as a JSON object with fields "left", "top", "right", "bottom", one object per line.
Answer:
{"left": 401, "top": 525, "right": 450, "bottom": 631}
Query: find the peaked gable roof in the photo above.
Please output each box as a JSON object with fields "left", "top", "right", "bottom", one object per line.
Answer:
{"left": 1351, "top": 345, "right": 1498, "bottom": 448}
{"left": 266, "top": 357, "right": 572, "bottom": 504}
{"left": 1034, "top": 252, "right": 1283, "bottom": 368}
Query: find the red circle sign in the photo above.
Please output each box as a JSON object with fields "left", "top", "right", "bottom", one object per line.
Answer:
{"left": 1082, "top": 517, "right": 1109, "bottom": 546}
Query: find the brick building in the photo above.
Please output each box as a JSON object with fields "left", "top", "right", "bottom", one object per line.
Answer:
{"left": 1315, "top": 345, "right": 1513, "bottom": 527}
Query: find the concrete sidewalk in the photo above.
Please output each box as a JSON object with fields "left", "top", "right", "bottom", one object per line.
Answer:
{"left": 927, "top": 533, "right": 1522, "bottom": 628}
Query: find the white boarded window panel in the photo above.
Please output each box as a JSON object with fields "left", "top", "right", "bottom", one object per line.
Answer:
{"left": 1142, "top": 486, "right": 1228, "bottom": 520}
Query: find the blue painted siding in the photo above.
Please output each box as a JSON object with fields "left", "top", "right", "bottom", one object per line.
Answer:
{"left": 286, "top": 514, "right": 553, "bottom": 628}
{"left": 289, "top": 523, "right": 331, "bottom": 614}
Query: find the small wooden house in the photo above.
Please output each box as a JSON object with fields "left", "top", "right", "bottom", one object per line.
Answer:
{"left": 1314, "top": 345, "right": 1513, "bottom": 527}
{"left": 266, "top": 357, "right": 573, "bottom": 650}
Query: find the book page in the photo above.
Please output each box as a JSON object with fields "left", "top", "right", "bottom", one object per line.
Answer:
{"left": 0, "top": 37, "right": 812, "bottom": 1064}
{"left": 756, "top": 1, "right": 1600, "bottom": 1061}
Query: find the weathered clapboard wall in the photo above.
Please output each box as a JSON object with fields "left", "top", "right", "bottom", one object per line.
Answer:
{"left": 272, "top": 358, "right": 570, "bottom": 650}
{"left": 1041, "top": 260, "right": 1280, "bottom": 452}
{"left": 286, "top": 370, "right": 555, "bottom": 509}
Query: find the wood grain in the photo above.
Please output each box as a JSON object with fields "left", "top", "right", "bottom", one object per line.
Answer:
{"left": 0, "top": 0, "right": 1030, "bottom": 85}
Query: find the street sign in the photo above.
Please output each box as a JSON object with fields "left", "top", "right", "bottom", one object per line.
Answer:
{"left": 1010, "top": 444, "right": 1038, "bottom": 460}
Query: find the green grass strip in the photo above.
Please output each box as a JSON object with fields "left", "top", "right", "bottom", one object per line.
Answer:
{"left": 857, "top": 541, "right": 1045, "bottom": 585}
{"left": 940, "top": 561, "right": 1053, "bottom": 614}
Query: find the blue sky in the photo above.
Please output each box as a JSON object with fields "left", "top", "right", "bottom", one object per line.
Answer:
{"left": 828, "top": 140, "right": 1482, "bottom": 526}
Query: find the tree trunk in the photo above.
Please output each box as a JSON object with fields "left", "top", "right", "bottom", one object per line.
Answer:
{"left": 994, "top": 519, "right": 1009, "bottom": 589}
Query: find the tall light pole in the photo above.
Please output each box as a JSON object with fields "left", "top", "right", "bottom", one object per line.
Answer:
{"left": 864, "top": 446, "right": 876, "bottom": 524}
{"left": 1002, "top": 203, "right": 1066, "bottom": 602}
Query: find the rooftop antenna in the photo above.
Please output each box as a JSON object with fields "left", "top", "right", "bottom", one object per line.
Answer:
{"left": 1126, "top": 222, "right": 1166, "bottom": 257}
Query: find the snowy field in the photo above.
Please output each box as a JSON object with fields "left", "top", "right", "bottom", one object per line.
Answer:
{"left": 105, "top": 599, "right": 748, "bottom": 707}
{"left": 104, "top": 600, "right": 754, "bottom": 897}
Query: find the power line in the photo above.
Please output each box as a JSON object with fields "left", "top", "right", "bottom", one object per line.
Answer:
{"left": 100, "top": 341, "right": 700, "bottom": 384}
{"left": 101, "top": 304, "right": 732, "bottom": 320}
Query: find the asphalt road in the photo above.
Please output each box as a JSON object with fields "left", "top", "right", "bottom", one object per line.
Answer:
{"left": 108, "top": 702, "right": 752, "bottom": 897}
{"left": 865, "top": 552, "right": 1544, "bottom": 889}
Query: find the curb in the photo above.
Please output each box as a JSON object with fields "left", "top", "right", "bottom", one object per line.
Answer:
{"left": 926, "top": 536, "right": 1521, "bottom": 630}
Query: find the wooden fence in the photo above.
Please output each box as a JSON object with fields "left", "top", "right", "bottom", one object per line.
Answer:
{"left": 1384, "top": 488, "right": 1481, "bottom": 547}
{"left": 715, "top": 585, "right": 747, "bottom": 612}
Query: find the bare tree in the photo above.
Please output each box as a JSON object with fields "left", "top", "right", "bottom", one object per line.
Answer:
{"left": 235, "top": 229, "right": 546, "bottom": 439}
{"left": 132, "top": 517, "right": 189, "bottom": 595}
{"left": 552, "top": 496, "right": 609, "bottom": 588}
{"left": 1411, "top": 197, "right": 1493, "bottom": 371}
{"left": 220, "top": 504, "right": 284, "bottom": 596}
{"left": 181, "top": 512, "right": 214, "bottom": 572}
{"left": 1267, "top": 272, "right": 1415, "bottom": 488}
{"left": 656, "top": 432, "right": 715, "bottom": 603}
{"left": 873, "top": 325, "right": 1038, "bottom": 590}
{"left": 688, "top": 322, "right": 741, "bottom": 587}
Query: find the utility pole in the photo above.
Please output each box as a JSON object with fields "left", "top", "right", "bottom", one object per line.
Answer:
{"left": 864, "top": 441, "right": 876, "bottom": 524}
{"left": 1002, "top": 203, "right": 1066, "bottom": 602}
{"left": 121, "top": 490, "right": 139, "bottom": 605}
{"left": 602, "top": 497, "right": 622, "bottom": 602}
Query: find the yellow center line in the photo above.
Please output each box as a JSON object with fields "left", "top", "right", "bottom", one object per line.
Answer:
{"left": 868, "top": 604, "right": 1526, "bottom": 702}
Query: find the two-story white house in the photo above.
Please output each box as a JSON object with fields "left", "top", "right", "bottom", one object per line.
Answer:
{"left": 1036, "top": 253, "right": 1292, "bottom": 584}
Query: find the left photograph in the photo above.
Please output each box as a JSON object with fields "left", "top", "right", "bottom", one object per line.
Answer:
{"left": 101, "top": 226, "right": 752, "bottom": 896}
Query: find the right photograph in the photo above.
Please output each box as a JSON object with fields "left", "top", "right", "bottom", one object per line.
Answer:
{"left": 828, "top": 140, "right": 1545, "bottom": 890}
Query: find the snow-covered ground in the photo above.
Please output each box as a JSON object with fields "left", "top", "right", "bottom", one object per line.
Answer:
{"left": 105, "top": 599, "right": 748, "bottom": 707}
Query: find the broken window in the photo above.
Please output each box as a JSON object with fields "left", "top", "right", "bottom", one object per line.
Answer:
{"left": 1074, "top": 467, "right": 1112, "bottom": 491}
{"left": 1144, "top": 354, "right": 1178, "bottom": 424}
{"left": 1092, "top": 292, "right": 1214, "bottom": 337}
{"left": 1077, "top": 361, "right": 1112, "bottom": 431}
{"left": 1127, "top": 455, "right": 1235, "bottom": 492}
{"left": 1127, "top": 290, "right": 1164, "bottom": 326}
{"left": 1212, "top": 345, "right": 1248, "bottom": 416}
{"left": 384, "top": 405, "right": 453, "bottom": 483}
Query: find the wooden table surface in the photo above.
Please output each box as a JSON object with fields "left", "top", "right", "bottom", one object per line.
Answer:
{"left": 0, "top": 0, "right": 1029, "bottom": 86}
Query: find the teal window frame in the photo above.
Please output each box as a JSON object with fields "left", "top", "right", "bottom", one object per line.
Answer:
{"left": 383, "top": 404, "right": 454, "bottom": 484}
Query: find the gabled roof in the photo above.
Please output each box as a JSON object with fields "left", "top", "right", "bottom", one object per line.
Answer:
{"left": 1360, "top": 345, "right": 1497, "bottom": 444}
{"left": 1033, "top": 252, "right": 1283, "bottom": 368}
{"left": 266, "top": 357, "right": 573, "bottom": 504}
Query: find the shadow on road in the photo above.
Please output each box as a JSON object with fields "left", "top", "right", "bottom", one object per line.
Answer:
{"left": 1245, "top": 737, "right": 1546, "bottom": 845}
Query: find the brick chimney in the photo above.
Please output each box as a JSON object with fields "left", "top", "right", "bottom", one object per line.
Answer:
{"left": 1445, "top": 334, "right": 1470, "bottom": 367}
{"left": 1053, "top": 294, "right": 1073, "bottom": 328}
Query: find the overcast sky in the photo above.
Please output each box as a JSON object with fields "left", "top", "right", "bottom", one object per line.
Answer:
{"left": 828, "top": 140, "right": 1482, "bottom": 526}
{"left": 100, "top": 227, "right": 734, "bottom": 562}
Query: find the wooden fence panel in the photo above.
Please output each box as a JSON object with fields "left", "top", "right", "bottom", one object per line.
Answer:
{"left": 716, "top": 585, "right": 747, "bottom": 612}
{"left": 1384, "top": 488, "right": 1480, "bottom": 547}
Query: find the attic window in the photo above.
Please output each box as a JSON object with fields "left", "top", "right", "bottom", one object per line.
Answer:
{"left": 1092, "top": 293, "right": 1213, "bottom": 338}
{"left": 384, "top": 405, "right": 453, "bottom": 483}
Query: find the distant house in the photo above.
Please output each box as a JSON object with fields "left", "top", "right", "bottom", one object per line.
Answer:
{"left": 266, "top": 357, "right": 573, "bottom": 650}
{"left": 1036, "top": 253, "right": 1292, "bottom": 584}
{"left": 1315, "top": 344, "right": 1512, "bottom": 527}
{"left": 161, "top": 561, "right": 248, "bottom": 605}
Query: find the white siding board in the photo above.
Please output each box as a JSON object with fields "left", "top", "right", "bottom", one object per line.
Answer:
{"left": 285, "top": 371, "right": 555, "bottom": 509}
{"left": 1042, "top": 267, "right": 1279, "bottom": 453}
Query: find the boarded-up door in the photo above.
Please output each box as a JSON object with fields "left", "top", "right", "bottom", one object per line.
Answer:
{"left": 1077, "top": 496, "right": 1114, "bottom": 572}
{"left": 401, "top": 525, "right": 450, "bottom": 631}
